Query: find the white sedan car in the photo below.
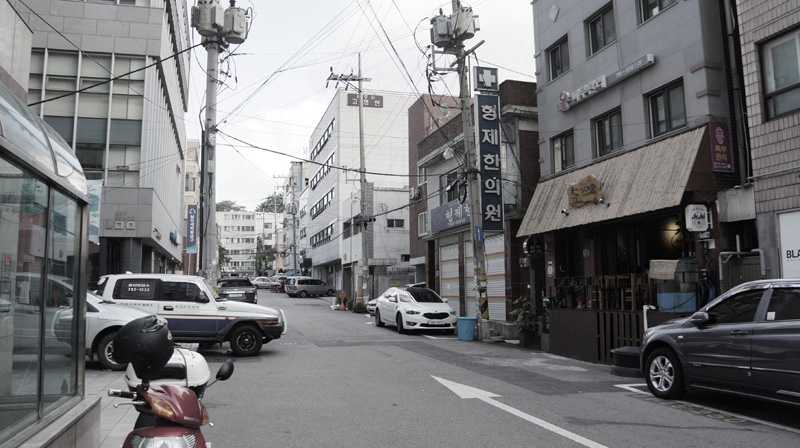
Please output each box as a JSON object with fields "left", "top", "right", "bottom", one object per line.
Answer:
{"left": 54, "top": 292, "right": 153, "bottom": 370}
{"left": 375, "top": 287, "right": 457, "bottom": 334}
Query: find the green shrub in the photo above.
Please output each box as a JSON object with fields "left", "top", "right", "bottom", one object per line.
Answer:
{"left": 352, "top": 302, "right": 367, "bottom": 314}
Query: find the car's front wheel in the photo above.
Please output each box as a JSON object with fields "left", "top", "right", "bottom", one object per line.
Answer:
{"left": 645, "top": 348, "right": 685, "bottom": 399}
{"left": 327, "top": 289, "right": 335, "bottom": 296}
{"left": 97, "top": 331, "right": 125, "bottom": 371}
{"left": 375, "top": 309, "right": 385, "bottom": 327}
{"left": 396, "top": 313, "right": 406, "bottom": 334}
{"left": 298, "top": 290, "right": 308, "bottom": 298}
{"left": 229, "top": 325, "right": 263, "bottom": 356}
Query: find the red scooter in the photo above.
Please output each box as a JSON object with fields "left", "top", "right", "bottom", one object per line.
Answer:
{"left": 108, "top": 315, "right": 234, "bottom": 448}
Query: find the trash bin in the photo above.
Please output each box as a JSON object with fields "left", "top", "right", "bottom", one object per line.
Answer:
{"left": 457, "top": 317, "right": 476, "bottom": 341}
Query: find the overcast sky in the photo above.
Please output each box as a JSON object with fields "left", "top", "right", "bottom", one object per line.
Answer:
{"left": 186, "top": 0, "right": 536, "bottom": 209}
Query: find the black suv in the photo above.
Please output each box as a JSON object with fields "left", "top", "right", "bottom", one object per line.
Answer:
{"left": 217, "top": 276, "right": 257, "bottom": 303}
{"left": 641, "top": 279, "right": 800, "bottom": 406}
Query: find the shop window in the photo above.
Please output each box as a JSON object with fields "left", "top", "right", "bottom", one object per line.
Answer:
{"left": 588, "top": 6, "right": 616, "bottom": 55}
{"left": 639, "top": 0, "right": 676, "bottom": 23}
{"left": 594, "top": 109, "right": 622, "bottom": 156}
{"left": 547, "top": 37, "right": 570, "bottom": 81}
{"left": 552, "top": 131, "right": 574, "bottom": 172}
{"left": 647, "top": 82, "right": 685, "bottom": 137}
{"left": 763, "top": 29, "right": 800, "bottom": 119}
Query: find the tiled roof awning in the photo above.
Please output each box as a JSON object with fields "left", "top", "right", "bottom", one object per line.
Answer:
{"left": 517, "top": 126, "right": 707, "bottom": 237}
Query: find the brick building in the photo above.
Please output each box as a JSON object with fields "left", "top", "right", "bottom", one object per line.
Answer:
{"left": 736, "top": 0, "right": 800, "bottom": 279}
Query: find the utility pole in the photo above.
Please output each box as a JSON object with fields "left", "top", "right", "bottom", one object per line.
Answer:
{"left": 192, "top": 0, "right": 249, "bottom": 283}
{"left": 431, "top": 2, "right": 488, "bottom": 338}
{"left": 327, "top": 54, "right": 371, "bottom": 304}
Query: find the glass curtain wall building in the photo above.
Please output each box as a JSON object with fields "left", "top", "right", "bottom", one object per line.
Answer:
{"left": 0, "top": 79, "right": 89, "bottom": 446}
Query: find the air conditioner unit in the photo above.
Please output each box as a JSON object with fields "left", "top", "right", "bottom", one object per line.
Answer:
{"left": 409, "top": 186, "right": 421, "bottom": 200}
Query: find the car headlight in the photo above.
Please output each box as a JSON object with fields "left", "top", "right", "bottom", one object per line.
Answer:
{"left": 449, "top": 308, "right": 456, "bottom": 315}
{"left": 405, "top": 309, "right": 421, "bottom": 315}
{"left": 130, "top": 434, "right": 196, "bottom": 448}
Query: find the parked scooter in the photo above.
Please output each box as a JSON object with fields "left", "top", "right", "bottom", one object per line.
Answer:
{"left": 108, "top": 315, "right": 234, "bottom": 447}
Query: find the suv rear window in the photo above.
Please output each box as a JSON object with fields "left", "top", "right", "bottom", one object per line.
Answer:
{"left": 219, "top": 279, "right": 253, "bottom": 287}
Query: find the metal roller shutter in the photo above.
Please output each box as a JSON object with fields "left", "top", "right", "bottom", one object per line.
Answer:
{"left": 464, "top": 242, "right": 476, "bottom": 317}
{"left": 485, "top": 234, "right": 506, "bottom": 321}
{"left": 439, "top": 243, "right": 461, "bottom": 316}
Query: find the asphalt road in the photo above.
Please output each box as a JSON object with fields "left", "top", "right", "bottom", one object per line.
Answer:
{"left": 92, "top": 290, "right": 800, "bottom": 447}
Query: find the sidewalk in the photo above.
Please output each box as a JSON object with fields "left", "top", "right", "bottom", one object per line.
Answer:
{"left": 84, "top": 367, "right": 139, "bottom": 448}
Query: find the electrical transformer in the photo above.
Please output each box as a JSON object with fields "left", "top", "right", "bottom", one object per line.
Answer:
{"left": 192, "top": 0, "right": 225, "bottom": 37}
{"left": 224, "top": 7, "right": 249, "bottom": 44}
{"left": 430, "top": 13, "right": 452, "bottom": 48}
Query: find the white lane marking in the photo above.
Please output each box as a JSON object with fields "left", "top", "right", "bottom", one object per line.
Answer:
{"left": 434, "top": 376, "right": 608, "bottom": 448}
{"left": 614, "top": 383, "right": 800, "bottom": 435}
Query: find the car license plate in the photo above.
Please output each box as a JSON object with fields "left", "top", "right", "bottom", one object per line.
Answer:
{"left": 428, "top": 320, "right": 443, "bottom": 325}
{"left": 229, "top": 293, "right": 243, "bottom": 298}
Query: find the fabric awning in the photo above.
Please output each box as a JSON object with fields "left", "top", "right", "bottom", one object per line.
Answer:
{"left": 517, "top": 126, "right": 707, "bottom": 237}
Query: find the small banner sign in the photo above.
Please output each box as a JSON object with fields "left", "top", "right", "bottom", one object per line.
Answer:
{"left": 567, "top": 175, "right": 604, "bottom": 208}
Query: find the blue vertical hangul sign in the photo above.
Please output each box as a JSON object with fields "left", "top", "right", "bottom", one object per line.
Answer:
{"left": 474, "top": 94, "right": 504, "bottom": 232}
{"left": 186, "top": 205, "right": 198, "bottom": 253}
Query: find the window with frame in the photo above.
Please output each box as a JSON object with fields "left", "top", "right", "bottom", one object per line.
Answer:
{"left": 640, "top": 0, "right": 676, "bottom": 22}
{"left": 552, "top": 132, "right": 575, "bottom": 172}
{"left": 440, "top": 171, "right": 460, "bottom": 203}
{"left": 418, "top": 212, "right": 428, "bottom": 236}
{"left": 387, "top": 219, "right": 404, "bottom": 228}
{"left": 763, "top": 29, "right": 800, "bottom": 119}
{"left": 594, "top": 109, "right": 622, "bottom": 156}
{"left": 647, "top": 82, "right": 686, "bottom": 137}
{"left": 547, "top": 37, "right": 570, "bottom": 81}
{"left": 588, "top": 7, "right": 616, "bottom": 54}
{"left": 418, "top": 166, "right": 427, "bottom": 185}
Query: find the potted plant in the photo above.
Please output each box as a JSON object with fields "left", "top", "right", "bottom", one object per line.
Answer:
{"left": 558, "top": 277, "right": 585, "bottom": 308}
{"left": 510, "top": 296, "right": 538, "bottom": 348}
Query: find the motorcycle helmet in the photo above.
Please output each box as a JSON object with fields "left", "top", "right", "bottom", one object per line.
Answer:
{"left": 113, "top": 315, "right": 174, "bottom": 382}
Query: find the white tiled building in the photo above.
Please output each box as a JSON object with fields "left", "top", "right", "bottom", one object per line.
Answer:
{"left": 217, "top": 211, "right": 281, "bottom": 276}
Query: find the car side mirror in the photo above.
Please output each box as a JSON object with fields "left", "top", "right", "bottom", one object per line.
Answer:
{"left": 443, "top": 298, "right": 448, "bottom": 303}
{"left": 389, "top": 297, "right": 397, "bottom": 303}
{"left": 689, "top": 311, "right": 710, "bottom": 325}
{"left": 195, "top": 293, "right": 210, "bottom": 303}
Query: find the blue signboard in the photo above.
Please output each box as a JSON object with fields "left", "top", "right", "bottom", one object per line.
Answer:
{"left": 474, "top": 94, "right": 504, "bottom": 232}
{"left": 431, "top": 200, "right": 471, "bottom": 234}
{"left": 186, "top": 205, "right": 198, "bottom": 253}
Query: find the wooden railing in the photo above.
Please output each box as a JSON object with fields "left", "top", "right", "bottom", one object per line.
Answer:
{"left": 547, "top": 309, "right": 692, "bottom": 364}
{"left": 547, "top": 275, "right": 657, "bottom": 311}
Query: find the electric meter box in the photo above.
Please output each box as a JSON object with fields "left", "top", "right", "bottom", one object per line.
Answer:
{"left": 224, "top": 7, "right": 248, "bottom": 44}
{"left": 193, "top": 0, "right": 224, "bottom": 37}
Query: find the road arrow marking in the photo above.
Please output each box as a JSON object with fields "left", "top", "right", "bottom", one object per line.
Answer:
{"left": 433, "top": 376, "right": 608, "bottom": 448}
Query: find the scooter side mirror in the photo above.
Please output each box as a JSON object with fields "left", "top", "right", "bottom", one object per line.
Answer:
{"left": 216, "top": 359, "right": 234, "bottom": 381}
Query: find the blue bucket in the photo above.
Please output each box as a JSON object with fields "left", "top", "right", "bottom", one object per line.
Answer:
{"left": 457, "top": 317, "right": 477, "bottom": 340}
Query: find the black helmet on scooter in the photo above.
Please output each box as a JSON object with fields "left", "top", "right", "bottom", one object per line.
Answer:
{"left": 113, "top": 315, "right": 174, "bottom": 382}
